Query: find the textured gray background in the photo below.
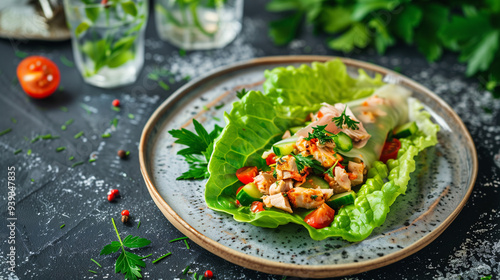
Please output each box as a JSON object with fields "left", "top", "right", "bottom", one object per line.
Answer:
{"left": 0, "top": 0, "right": 499, "bottom": 279}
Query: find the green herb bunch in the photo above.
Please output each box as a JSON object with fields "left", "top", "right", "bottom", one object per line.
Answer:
{"left": 267, "top": 0, "right": 500, "bottom": 96}
{"left": 73, "top": 0, "right": 147, "bottom": 77}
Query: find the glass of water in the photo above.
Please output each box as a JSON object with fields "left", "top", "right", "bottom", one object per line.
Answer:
{"left": 63, "top": 0, "right": 148, "bottom": 88}
{"left": 155, "top": 0, "right": 243, "bottom": 50}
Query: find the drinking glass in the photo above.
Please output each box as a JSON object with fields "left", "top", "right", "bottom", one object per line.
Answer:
{"left": 63, "top": 0, "right": 148, "bottom": 88}
{"left": 155, "top": 0, "right": 243, "bottom": 50}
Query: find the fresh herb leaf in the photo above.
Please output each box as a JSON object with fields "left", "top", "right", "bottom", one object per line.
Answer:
{"left": 269, "top": 11, "right": 303, "bottom": 46}
{"left": 481, "top": 276, "right": 492, "bottom": 280}
{"left": 292, "top": 154, "right": 324, "bottom": 174}
{"left": 122, "top": 235, "right": 152, "bottom": 248}
{"left": 169, "top": 236, "right": 189, "bottom": 243}
{"left": 158, "top": 80, "right": 170, "bottom": 91}
{"left": 27, "top": 149, "right": 32, "bottom": 155}
{"left": 60, "top": 106, "right": 68, "bottom": 112}
{"left": 168, "top": 120, "right": 223, "bottom": 180}
{"left": 333, "top": 107, "right": 359, "bottom": 130}
{"left": 236, "top": 88, "right": 249, "bottom": 99}
{"left": 128, "top": 113, "right": 135, "bottom": 119}
{"left": 14, "top": 149, "right": 22, "bottom": 155}
{"left": 60, "top": 224, "right": 65, "bottom": 229}
{"left": 183, "top": 239, "right": 190, "bottom": 249}
{"left": 111, "top": 118, "right": 119, "bottom": 127}
{"left": 91, "top": 258, "right": 102, "bottom": 268}
{"left": 152, "top": 252, "right": 171, "bottom": 264}
{"left": 326, "top": 160, "right": 338, "bottom": 177}
{"left": 102, "top": 133, "right": 111, "bottom": 138}
{"left": 56, "top": 147, "right": 66, "bottom": 152}
{"left": 74, "top": 131, "right": 84, "bottom": 139}
{"left": 214, "top": 103, "right": 225, "bottom": 110}
{"left": 88, "top": 270, "right": 98, "bottom": 274}
{"left": 60, "top": 55, "right": 75, "bottom": 67}
{"left": 11, "top": 118, "right": 17, "bottom": 124}
{"left": 15, "top": 51, "right": 28, "bottom": 58}
{"left": 0, "top": 128, "right": 12, "bottom": 136}
{"left": 100, "top": 218, "right": 151, "bottom": 280}
{"left": 137, "top": 221, "right": 141, "bottom": 228}
{"left": 304, "top": 125, "right": 334, "bottom": 144}
{"left": 71, "top": 161, "right": 84, "bottom": 168}
{"left": 328, "top": 22, "right": 371, "bottom": 53}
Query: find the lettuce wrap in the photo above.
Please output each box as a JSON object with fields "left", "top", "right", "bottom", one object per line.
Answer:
{"left": 204, "top": 60, "right": 439, "bottom": 241}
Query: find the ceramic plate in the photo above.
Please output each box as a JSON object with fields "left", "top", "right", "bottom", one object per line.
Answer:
{"left": 139, "top": 56, "right": 477, "bottom": 278}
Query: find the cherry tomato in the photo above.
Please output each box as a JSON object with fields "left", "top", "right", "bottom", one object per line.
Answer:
{"left": 380, "top": 138, "right": 401, "bottom": 163}
{"left": 235, "top": 166, "right": 258, "bottom": 184}
{"left": 121, "top": 210, "right": 130, "bottom": 216}
{"left": 250, "top": 201, "right": 265, "bottom": 213}
{"left": 17, "top": 56, "right": 60, "bottom": 99}
{"left": 112, "top": 99, "right": 120, "bottom": 107}
{"left": 204, "top": 270, "right": 213, "bottom": 278}
{"left": 266, "top": 153, "right": 277, "bottom": 165}
{"left": 107, "top": 194, "right": 115, "bottom": 202}
{"left": 304, "top": 203, "right": 336, "bottom": 229}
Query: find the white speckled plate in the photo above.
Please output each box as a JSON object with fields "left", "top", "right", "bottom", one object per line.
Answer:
{"left": 139, "top": 56, "right": 477, "bottom": 278}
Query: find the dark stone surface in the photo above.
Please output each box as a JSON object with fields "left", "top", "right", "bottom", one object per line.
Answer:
{"left": 1, "top": 1, "right": 499, "bottom": 279}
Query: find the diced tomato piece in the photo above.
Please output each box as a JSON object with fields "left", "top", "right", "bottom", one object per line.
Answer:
{"left": 380, "top": 138, "right": 401, "bottom": 163}
{"left": 236, "top": 166, "right": 258, "bottom": 184}
{"left": 348, "top": 173, "right": 357, "bottom": 180}
{"left": 304, "top": 203, "right": 336, "bottom": 229}
{"left": 266, "top": 153, "right": 277, "bottom": 165}
{"left": 250, "top": 201, "right": 265, "bottom": 213}
{"left": 317, "top": 111, "right": 324, "bottom": 119}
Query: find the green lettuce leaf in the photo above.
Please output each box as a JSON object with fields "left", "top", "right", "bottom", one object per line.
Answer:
{"left": 205, "top": 61, "right": 439, "bottom": 241}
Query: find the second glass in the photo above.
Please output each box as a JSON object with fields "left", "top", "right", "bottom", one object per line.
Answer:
{"left": 64, "top": 0, "right": 148, "bottom": 88}
{"left": 155, "top": 0, "right": 243, "bottom": 50}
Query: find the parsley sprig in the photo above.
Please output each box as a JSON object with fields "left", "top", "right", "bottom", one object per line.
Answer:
{"left": 333, "top": 107, "right": 359, "bottom": 130}
{"left": 168, "top": 119, "right": 223, "bottom": 180}
{"left": 100, "top": 218, "right": 151, "bottom": 280}
{"left": 304, "top": 125, "right": 334, "bottom": 144}
{"left": 292, "top": 154, "right": 324, "bottom": 174}
{"left": 236, "top": 88, "right": 249, "bottom": 99}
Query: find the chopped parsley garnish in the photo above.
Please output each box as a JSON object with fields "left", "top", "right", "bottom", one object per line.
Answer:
{"left": 102, "top": 133, "right": 111, "bottom": 138}
{"left": 71, "top": 161, "right": 84, "bottom": 168}
{"left": 112, "top": 106, "right": 121, "bottom": 112}
{"left": 158, "top": 80, "right": 170, "bottom": 91}
{"left": 0, "top": 128, "right": 12, "bottom": 136}
{"left": 60, "top": 224, "right": 65, "bottom": 229}
{"left": 236, "top": 88, "right": 249, "bottom": 99}
{"left": 60, "top": 55, "right": 74, "bottom": 67}
{"left": 168, "top": 119, "right": 223, "bottom": 180}
{"left": 304, "top": 125, "right": 334, "bottom": 144}
{"left": 100, "top": 218, "right": 151, "bottom": 280}
{"left": 333, "top": 107, "right": 359, "bottom": 130}
{"left": 128, "top": 113, "right": 135, "bottom": 119}
{"left": 56, "top": 147, "right": 66, "bottom": 152}
{"left": 74, "top": 131, "right": 84, "bottom": 139}
{"left": 214, "top": 103, "right": 225, "bottom": 110}
{"left": 311, "top": 195, "right": 318, "bottom": 199}
{"left": 91, "top": 258, "right": 102, "bottom": 268}
{"left": 152, "top": 252, "right": 171, "bottom": 264}
{"left": 14, "top": 149, "right": 22, "bottom": 155}
{"left": 292, "top": 154, "right": 324, "bottom": 174}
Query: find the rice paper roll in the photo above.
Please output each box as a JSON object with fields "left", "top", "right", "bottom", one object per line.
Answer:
{"left": 340, "top": 84, "right": 411, "bottom": 167}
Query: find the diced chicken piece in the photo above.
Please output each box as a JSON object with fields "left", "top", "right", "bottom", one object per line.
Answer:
{"left": 262, "top": 193, "right": 293, "bottom": 213}
{"left": 295, "top": 137, "right": 340, "bottom": 168}
{"left": 282, "top": 130, "right": 291, "bottom": 139}
{"left": 333, "top": 166, "right": 351, "bottom": 193}
{"left": 269, "top": 179, "right": 294, "bottom": 195}
{"left": 287, "top": 187, "right": 324, "bottom": 209}
{"left": 295, "top": 103, "right": 371, "bottom": 148}
{"left": 348, "top": 161, "right": 365, "bottom": 186}
{"left": 276, "top": 155, "right": 305, "bottom": 181}
{"left": 320, "top": 188, "right": 334, "bottom": 200}
{"left": 253, "top": 171, "right": 276, "bottom": 195}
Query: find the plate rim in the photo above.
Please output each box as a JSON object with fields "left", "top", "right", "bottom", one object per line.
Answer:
{"left": 139, "top": 55, "right": 478, "bottom": 278}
